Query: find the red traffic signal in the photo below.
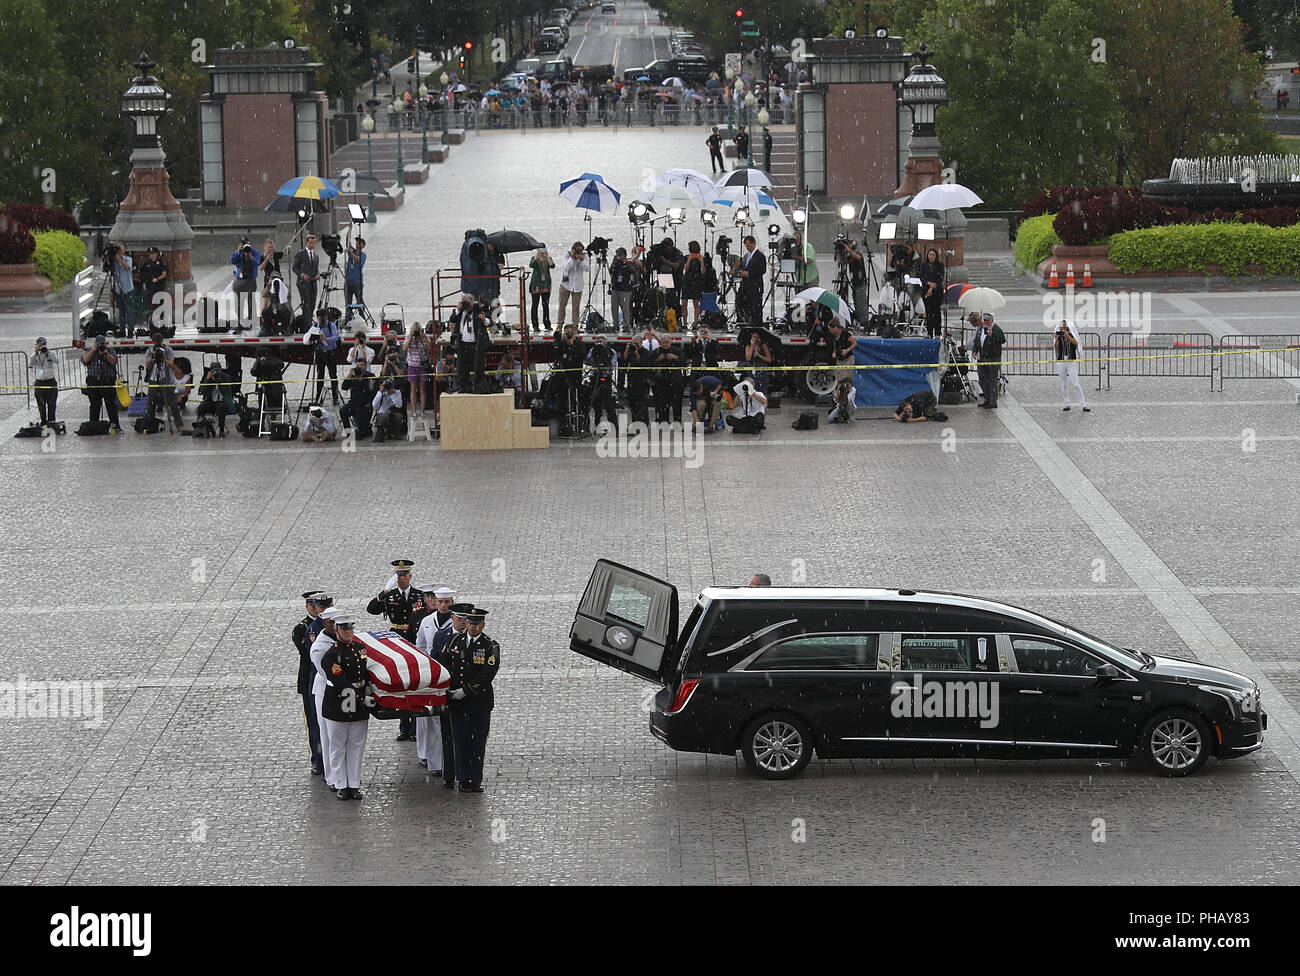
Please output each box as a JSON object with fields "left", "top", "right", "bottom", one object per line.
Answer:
{"left": 464, "top": 40, "right": 474, "bottom": 51}
{"left": 735, "top": 9, "right": 744, "bottom": 17}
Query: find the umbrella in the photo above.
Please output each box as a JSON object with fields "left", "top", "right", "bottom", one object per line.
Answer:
{"left": 637, "top": 183, "right": 700, "bottom": 211}
{"left": 910, "top": 183, "right": 984, "bottom": 210}
{"left": 559, "top": 173, "right": 621, "bottom": 212}
{"left": 636, "top": 75, "right": 651, "bottom": 81}
{"left": 715, "top": 168, "right": 774, "bottom": 190}
{"left": 792, "top": 287, "right": 851, "bottom": 323}
{"left": 487, "top": 229, "right": 543, "bottom": 253}
{"left": 712, "top": 186, "right": 780, "bottom": 215}
{"left": 364, "top": 98, "right": 382, "bottom": 108}
{"left": 277, "top": 175, "right": 341, "bottom": 200}
{"left": 264, "top": 196, "right": 328, "bottom": 214}
{"left": 332, "top": 172, "right": 389, "bottom": 195}
{"left": 876, "top": 197, "right": 943, "bottom": 238}
{"left": 451, "top": 83, "right": 468, "bottom": 92}
{"left": 944, "top": 282, "right": 976, "bottom": 305}
{"left": 485, "top": 88, "right": 503, "bottom": 95}
{"left": 705, "top": 78, "right": 722, "bottom": 89}
{"left": 660, "top": 168, "right": 715, "bottom": 201}
{"left": 957, "top": 287, "right": 1007, "bottom": 313}
{"left": 662, "top": 76, "right": 685, "bottom": 87}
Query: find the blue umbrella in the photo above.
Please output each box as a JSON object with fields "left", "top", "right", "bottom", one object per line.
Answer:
{"left": 276, "top": 175, "right": 341, "bottom": 200}
{"left": 559, "top": 174, "right": 622, "bottom": 213}
{"left": 636, "top": 75, "right": 650, "bottom": 81}
{"left": 485, "top": 88, "right": 503, "bottom": 95}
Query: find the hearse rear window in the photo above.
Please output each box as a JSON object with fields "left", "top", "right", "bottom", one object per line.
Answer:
{"left": 749, "top": 634, "right": 880, "bottom": 671}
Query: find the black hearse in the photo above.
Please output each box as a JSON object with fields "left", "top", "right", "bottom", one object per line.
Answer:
{"left": 570, "top": 561, "right": 1267, "bottom": 779}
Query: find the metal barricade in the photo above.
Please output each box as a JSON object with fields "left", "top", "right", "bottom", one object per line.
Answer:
{"left": 1216, "top": 335, "right": 1300, "bottom": 390}
{"left": 999, "top": 331, "right": 1103, "bottom": 384}
{"left": 1103, "top": 332, "right": 1217, "bottom": 390}
{"left": 0, "top": 350, "right": 30, "bottom": 409}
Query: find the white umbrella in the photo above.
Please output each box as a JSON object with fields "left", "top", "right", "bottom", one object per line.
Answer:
{"left": 657, "top": 169, "right": 714, "bottom": 203}
{"left": 662, "top": 76, "right": 686, "bottom": 87}
{"left": 957, "top": 287, "right": 1006, "bottom": 313}
{"left": 712, "top": 186, "right": 781, "bottom": 216}
{"left": 635, "top": 183, "right": 700, "bottom": 212}
{"left": 910, "top": 183, "right": 984, "bottom": 210}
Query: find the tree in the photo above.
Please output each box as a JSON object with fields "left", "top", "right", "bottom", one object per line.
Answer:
{"left": 1101, "top": 0, "right": 1280, "bottom": 180}
{"left": 914, "top": 0, "right": 1125, "bottom": 210}
{"left": 661, "top": 0, "right": 827, "bottom": 62}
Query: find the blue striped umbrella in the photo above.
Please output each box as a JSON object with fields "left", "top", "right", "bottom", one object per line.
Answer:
{"left": 559, "top": 174, "right": 622, "bottom": 213}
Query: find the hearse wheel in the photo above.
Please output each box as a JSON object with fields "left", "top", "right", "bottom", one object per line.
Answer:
{"left": 1139, "top": 708, "right": 1211, "bottom": 777}
{"left": 741, "top": 713, "right": 813, "bottom": 780}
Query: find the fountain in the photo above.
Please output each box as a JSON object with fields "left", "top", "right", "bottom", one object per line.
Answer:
{"left": 1143, "top": 154, "right": 1300, "bottom": 208}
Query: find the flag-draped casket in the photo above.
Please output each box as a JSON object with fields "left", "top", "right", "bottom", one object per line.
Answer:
{"left": 358, "top": 631, "right": 450, "bottom": 710}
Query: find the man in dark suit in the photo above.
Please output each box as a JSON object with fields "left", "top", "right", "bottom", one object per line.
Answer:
{"left": 972, "top": 312, "right": 1006, "bottom": 408}
{"left": 734, "top": 236, "right": 766, "bottom": 329}
{"left": 291, "top": 234, "right": 321, "bottom": 318}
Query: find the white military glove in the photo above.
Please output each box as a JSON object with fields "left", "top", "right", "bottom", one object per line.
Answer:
{"left": 451, "top": 688, "right": 467, "bottom": 700}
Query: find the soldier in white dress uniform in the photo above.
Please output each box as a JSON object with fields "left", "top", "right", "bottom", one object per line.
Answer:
{"left": 414, "top": 585, "right": 457, "bottom": 775}
{"left": 310, "top": 607, "right": 341, "bottom": 791}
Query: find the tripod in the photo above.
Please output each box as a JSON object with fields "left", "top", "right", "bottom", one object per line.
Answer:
{"left": 317, "top": 259, "right": 343, "bottom": 314}
{"left": 581, "top": 252, "right": 610, "bottom": 330}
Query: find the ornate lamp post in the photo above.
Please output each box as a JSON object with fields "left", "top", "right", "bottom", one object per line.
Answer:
{"left": 725, "top": 67, "right": 736, "bottom": 140}
{"left": 418, "top": 82, "right": 429, "bottom": 159}
{"left": 440, "top": 71, "right": 450, "bottom": 144}
{"left": 361, "top": 114, "right": 376, "bottom": 221}
{"left": 392, "top": 97, "right": 405, "bottom": 188}
{"left": 894, "top": 42, "right": 949, "bottom": 196}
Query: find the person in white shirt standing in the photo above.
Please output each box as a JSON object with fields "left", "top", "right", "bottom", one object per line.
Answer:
{"left": 1055, "top": 318, "right": 1090, "bottom": 412}
{"left": 414, "top": 585, "right": 457, "bottom": 776}
{"left": 556, "top": 241, "right": 591, "bottom": 330}
{"left": 29, "top": 337, "right": 59, "bottom": 428}
{"left": 309, "top": 607, "right": 340, "bottom": 792}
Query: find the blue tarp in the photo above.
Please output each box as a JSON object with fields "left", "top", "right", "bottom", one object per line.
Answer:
{"left": 852, "top": 337, "right": 941, "bottom": 407}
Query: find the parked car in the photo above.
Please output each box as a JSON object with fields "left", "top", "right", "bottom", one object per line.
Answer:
{"left": 534, "top": 34, "right": 564, "bottom": 54}
{"left": 570, "top": 561, "right": 1268, "bottom": 779}
{"left": 601, "top": 2, "right": 617, "bottom": 12}
{"left": 622, "top": 58, "right": 720, "bottom": 84}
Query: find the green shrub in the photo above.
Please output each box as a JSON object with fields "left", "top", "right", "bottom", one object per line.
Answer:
{"left": 32, "top": 230, "right": 86, "bottom": 287}
{"left": 1108, "top": 222, "right": 1300, "bottom": 277}
{"left": 1012, "top": 213, "right": 1061, "bottom": 270}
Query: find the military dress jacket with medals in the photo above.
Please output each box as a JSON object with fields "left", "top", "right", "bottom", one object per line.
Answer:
{"left": 320, "top": 639, "right": 370, "bottom": 723}
{"left": 447, "top": 631, "right": 500, "bottom": 715}
{"left": 291, "top": 614, "right": 317, "bottom": 696}
{"left": 366, "top": 583, "right": 424, "bottom": 638}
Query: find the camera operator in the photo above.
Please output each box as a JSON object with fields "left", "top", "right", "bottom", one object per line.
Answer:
{"left": 343, "top": 234, "right": 366, "bottom": 327}
{"left": 686, "top": 326, "right": 721, "bottom": 372}
{"left": 1055, "top": 318, "right": 1090, "bottom": 412}
{"left": 609, "top": 247, "right": 641, "bottom": 331}
{"left": 340, "top": 357, "right": 377, "bottom": 438}
{"left": 229, "top": 238, "right": 262, "bottom": 332}
{"left": 28, "top": 336, "right": 59, "bottom": 428}
{"left": 828, "top": 318, "right": 856, "bottom": 380}
{"left": 918, "top": 247, "right": 945, "bottom": 338}
{"left": 139, "top": 247, "right": 168, "bottom": 329}
{"left": 586, "top": 334, "right": 618, "bottom": 432}
{"left": 734, "top": 236, "right": 766, "bottom": 329}
{"left": 80, "top": 335, "right": 121, "bottom": 433}
{"left": 652, "top": 340, "right": 685, "bottom": 423}
{"left": 106, "top": 244, "right": 137, "bottom": 337}
{"left": 839, "top": 239, "right": 869, "bottom": 326}
{"left": 372, "top": 377, "right": 404, "bottom": 441}
{"left": 894, "top": 388, "right": 941, "bottom": 423}
{"left": 292, "top": 234, "right": 322, "bottom": 318}
{"left": 689, "top": 374, "right": 724, "bottom": 432}
{"left": 806, "top": 306, "right": 836, "bottom": 364}
{"left": 310, "top": 307, "right": 341, "bottom": 405}
{"left": 682, "top": 242, "right": 705, "bottom": 329}
{"left": 142, "top": 330, "right": 184, "bottom": 433}
{"left": 725, "top": 375, "right": 767, "bottom": 434}
{"left": 346, "top": 331, "right": 374, "bottom": 369}
{"left": 828, "top": 377, "right": 856, "bottom": 424}
{"left": 620, "top": 338, "right": 652, "bottom": 424}
{"left": 556, "top": 242, "right": 590, "bottom": 330}
{"left": 552, "top": 325, "right": 585, "bottom": 406}
{"left": 301, "top": 403, "right": 338, "bottom": 443}
{"left": 449, "top": 297, "right": 491, "bottom": 393}
{"left": 260, "top": 238, "right": 285, "bottom": 312}
{"left": 741, "top": 327, "right": 773, "bottom": 396}
{"left": 889, "top": 241, "right": 920, "bottom": 280}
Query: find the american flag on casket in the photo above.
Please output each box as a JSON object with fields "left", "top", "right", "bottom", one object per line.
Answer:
{"left": 358, "top": 631, "right": 450, "bottom": 711}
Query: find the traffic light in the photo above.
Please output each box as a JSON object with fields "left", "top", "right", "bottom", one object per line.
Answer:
{"left": 460, "top": 40, "right": 472, "bottom": 71}
{"left": 735, "top": 9, "right": 744, "bottom": 17}
{"left": 406, "top": 57, "right": 415, "bottom": 72}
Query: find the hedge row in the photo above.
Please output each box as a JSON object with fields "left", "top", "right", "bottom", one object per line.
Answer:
{"left": 33, "top": 230, "right": 87, "bottom": 287}
{"left": 1012, "top": 213, "right": 1062, "bottom": 270}
{"left": 1108, "top": 222, "right": 1300, "bottom": 276}
{"left": 1, "top": 204, "right": 80, "bottom": 235}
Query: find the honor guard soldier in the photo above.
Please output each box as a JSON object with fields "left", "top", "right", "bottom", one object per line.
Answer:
{"left": 310, "top": 607, "right": 341, "bottom": 791}
{"left": 447, "top": 607, "right": 500, "bottom": 793}
{"left": 414, "top": 585, "right": 457, "bottom": 776}
{"left": 367, "top": 559, "right": 424, "bottom": 740}
{"left": 292, "top": 591, "right": 332, "bottom": 776}
{"left": 430, "top": 603, "right": 473, "bottom": 789}
{"left": 320, "top": 615, "right": 371, "bottom": 800}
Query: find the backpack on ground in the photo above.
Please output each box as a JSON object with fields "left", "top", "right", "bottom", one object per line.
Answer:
{"left": 76, "top": 420, "right": 113, "bottom": 436}
{"left": 792, "top": 411, "right": 819, "bottom": 431}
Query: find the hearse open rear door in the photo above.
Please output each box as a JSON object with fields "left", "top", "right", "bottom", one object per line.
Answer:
{"left": 570, "top": 560, "right": 679, "bottom": 683}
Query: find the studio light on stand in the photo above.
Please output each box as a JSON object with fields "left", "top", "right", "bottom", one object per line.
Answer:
{"left": 792, "top": 208, "right": 807, "bottom": 229}
{"left": 700, "top": 209, "right": 716, "bottom": 227}
{"left": 734, "top": 206, "right": 750, "bottom": 227}
{"left": 839, "top": 204, "right": 856, "bottom": 221}
{"left": 917, "top": 221, "right": 936, "bottom": 241}
{"left": 667, "top": 207, "right": 686, "bottom": 225}
{"left": 879, "top": 221, "right": 898, "bottom": 242}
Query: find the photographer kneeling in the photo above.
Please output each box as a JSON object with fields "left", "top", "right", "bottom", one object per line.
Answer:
{"left": 340, "top": 358, "right": 376, "bottom": 438}
{"left": 140, "top": 330, "right": 184, "bottom": 434}
{"left": 828, "top": 377, "right": 856, "bottom": 424}
{"left": 372, "top": 377, "right": 405, "bottom": 441}
{"left": 301, "top": 403, "right": 338, "bottom": 443}
{"left": 894, "top": 389, "right": 945, "bottom": 423}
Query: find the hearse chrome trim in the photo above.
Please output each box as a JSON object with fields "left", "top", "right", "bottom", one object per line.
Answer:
{"left": 708, "top": 619, "right": 799, "bottom": 658}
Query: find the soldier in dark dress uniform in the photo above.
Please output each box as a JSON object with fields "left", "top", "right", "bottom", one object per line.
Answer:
{"left": 446, "top": 607, "right": 500, "bottom": 793}
{"left": 320, "top": 617, "right": 371, "bottom": 800}
{"left": 291, "top": 591, "right": 331, "bottom": 775}
{"left": 367, "top": 558, "right": 424, "bottom": 740}
{"left": 429, "top": 603, "right": 472, "bottom": 790}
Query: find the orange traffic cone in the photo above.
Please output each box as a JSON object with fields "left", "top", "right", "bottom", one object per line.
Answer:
{"left": 1065, "top": 261, "right": 1076, "bottom": 288}
{"left": 1047, "top": 260, "right": 1060, "bottom": 289}
{"left": 1081, "top": 262, "right": 1093, "bottom": 287}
